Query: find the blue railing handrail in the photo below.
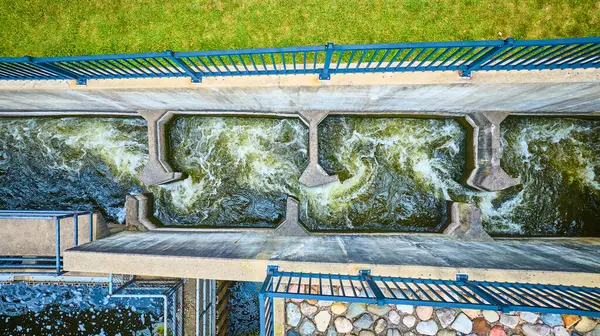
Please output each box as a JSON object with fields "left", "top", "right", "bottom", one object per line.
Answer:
{"left": 0, "top": 210, "right": 95, "bottom": 219}
{"left": 259, "top": 266, "right": 599, "bottom": 329}
{"left": 1, "top": 37, "right": 599, "bottom": 85}
{"left": 2, "top": 37, "right": 598, "bottom": 61}
{"left": 259, "top": 267, "right": 600, "bottom": 335}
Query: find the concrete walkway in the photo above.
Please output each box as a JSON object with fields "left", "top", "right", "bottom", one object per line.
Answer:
{"left": 64, "top": 232, "right": 600, "bottom": 286}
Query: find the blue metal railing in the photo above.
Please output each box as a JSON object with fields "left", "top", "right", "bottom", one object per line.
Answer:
{"left": 108, "top": 275, "right": 184, "bottom": 336}
{"left": 259, "top": 266, "right": 600, "bottom": 336}
{"left": 0, "top": 210, "right": 95, "bottom": 275}
{"left": 0, "top": 37, "right": 598, "bottom": 85}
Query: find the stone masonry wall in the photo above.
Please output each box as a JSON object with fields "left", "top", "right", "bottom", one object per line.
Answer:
{"left": 285, "top": 300, "right": 600, "bottom": 336}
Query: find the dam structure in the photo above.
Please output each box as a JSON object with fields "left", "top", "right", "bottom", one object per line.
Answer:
{"left": 0, "top": 37, "right": 599, "bottom": 335}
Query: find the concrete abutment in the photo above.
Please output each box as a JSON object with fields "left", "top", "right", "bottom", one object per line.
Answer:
{"left": 443, "top": 202, "right": 492, "bottom": 242}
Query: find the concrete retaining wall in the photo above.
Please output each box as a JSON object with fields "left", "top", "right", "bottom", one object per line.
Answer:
{"left": 1, "top": 70, "right": 600, "bottom": 114}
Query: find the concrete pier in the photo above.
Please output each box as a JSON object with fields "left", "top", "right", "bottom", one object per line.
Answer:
{"left": 443, "top": 202, "right": 492, "bottom": 242}
{"left": 298, "top": 111, "right": 339, "bottom": 187}
{"left": 463, "top": 112, "right": 520, "bottom": 191}
{"left": 273, "top": 197, "right": 310, "bottom": 236}
{"left": 125, "top": 194, "right": 160, "bottom": 231}
{"left": 138, "top": 110, "right": 184, "bottom": 185}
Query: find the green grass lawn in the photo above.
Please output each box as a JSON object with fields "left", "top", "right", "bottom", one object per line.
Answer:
{"left": 1, "top": 0, "right": 599, "bottom": 57}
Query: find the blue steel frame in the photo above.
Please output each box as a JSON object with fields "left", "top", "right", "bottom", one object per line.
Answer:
{"left": 108, "top": 275, "right": 184, "bottom": 336}
{"left": 196, "top": 279, "right": 216, "bottom": 336}
{"left": 0, "top": 210, "right": 95, "bottom": 275}
{"left": 0, "top": 37, "right": 598, "bottom": 85}
{"left": 259, "top": 266, "right": 600, "bottom": 336}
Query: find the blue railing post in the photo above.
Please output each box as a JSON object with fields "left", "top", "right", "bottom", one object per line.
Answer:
{"left": 55, "top": 217, "right": 61, "bottom": 275}
{"left": 108, "top": 273, "right": 114, "bottom": 295}
{"left": 259, "top": 292, "right": 266, "bottom": 336}
{"left": 259, "top": 266, "right": 278, "bottom": 336}
{"left": 165, "top": 50, "right": 202, "bottom": 83}
{"left": 461, "top": 38, "right": 514, "bottom": 77}
{"left": 359, "top": 270, "right": 386, "bottom": 305}
{"left": 73, "top": 212, "right": 79, "bottom": 247}
{"left": 26, "top": 57, "right": 87, "bottom": 85}
{"left": 319, "top": 42, "right": 334, "bottom": 80}
{"left": 89, "top": 212, "right": 94, "bottom": 242}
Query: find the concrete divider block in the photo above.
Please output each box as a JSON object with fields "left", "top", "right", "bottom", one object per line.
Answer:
{"left": 463, "top": 112, "right": 520, "bottom": 191}
{"left": 138, "top": 110, "right": 184, "bottom": 186}
{"left": 298, "top": 111, "right": 339, "bottom": 187}
{"left": 125, "top": 194, "right": 159, "bottom": 231}
{"left": 273, "top": 197, "right": 310, "bottom": 236}
{"left": 443, "top": 202, "right": 493, "bottom": 242}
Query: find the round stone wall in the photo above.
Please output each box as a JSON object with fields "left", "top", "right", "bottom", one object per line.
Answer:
{"left": 285, "top": 299, "right": 600, "bottom": 336}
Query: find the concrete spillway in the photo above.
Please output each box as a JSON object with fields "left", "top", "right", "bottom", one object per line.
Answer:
{"left": 2, "top": 69, "right": 600, "bottom": 289}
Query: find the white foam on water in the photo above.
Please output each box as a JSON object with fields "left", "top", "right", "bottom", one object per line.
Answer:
{"left": 302, "top": 117, "right": 470, "bottom": 229}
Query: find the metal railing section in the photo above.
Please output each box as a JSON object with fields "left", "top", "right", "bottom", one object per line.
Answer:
{"left": 196, "top": 279, "right": 217, "bottom": 336}
{"left": 258, "top": 266, "right": 599, "bottom": 335}
{"left": 108, "top": 274, "right": 184, "bottom": 336}
{"left": 0, "top": 38, "right": 598, "bottom": 84}
{"left": 0, "top": 210, "right": 95, "bottom": 275}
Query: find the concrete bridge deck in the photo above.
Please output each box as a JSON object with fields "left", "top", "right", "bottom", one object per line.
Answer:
{"left": 64, "top": 231, "right": 600, "bottom": 286}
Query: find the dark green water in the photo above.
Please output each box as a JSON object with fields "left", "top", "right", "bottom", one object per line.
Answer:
{"left": 0, "top": 282, "right": 163, "bottom": 335}
{"left": 0, "top": 116, "right": 598, "bottom": 236}
{"left": 486, "top": 117, "right": 600, "bottom": 236}
{"left": 226, "top": 282, "right": 261, "bottom": 336}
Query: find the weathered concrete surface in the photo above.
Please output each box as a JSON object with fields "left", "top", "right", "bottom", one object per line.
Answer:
{"left": 125, "top": 194, "right": 160, "bottom": 231}
{"left": 138, "top": 110, "right": 184, "bottom": 185}
{"left": 273, "top": 197, "right": 310, "bottom": 236}
{"left": 64, "top": 232, "right": 600, "bottom": 286}
{"left": 298, "top": 111, "right": 339, "bottom": 187}
{"left": 274, "top": 298, "right": 285, "bottom": 336}
{"left": 1, "top": 69, "right": 600, "bottom": 113}
{"left": 443, "top": 202, "right": 492, "bottom": 242}
{"left": 463, "top": 112, "right": 520, "bottom": 191}
{"left": 183, "top": 279, "right": 197, "bottom": 336}
{"left": 0, "top": 214, "right": 108, "bottom": 256}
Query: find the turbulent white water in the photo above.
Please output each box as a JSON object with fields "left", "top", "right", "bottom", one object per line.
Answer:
{"left": 0, "top": 118, "right": 147, "bottom": 223}
{"left": 481, "top": 117, "right": 600, "bottom": 235}
{"left": 303, "top": 117, "right": 468, "bottom": 231}
{"left": 152, "top": 116, "right": 308, "bottom": 227}
{"left": 0, "top": 116, "right": 598, "bottom": 235}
